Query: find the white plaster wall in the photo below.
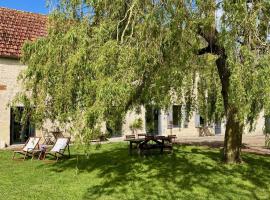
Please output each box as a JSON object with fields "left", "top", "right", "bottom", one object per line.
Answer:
{"left": 121, "top": 107, "right": 200, "bottom": 137}
{"left": 122, "top": 106, "right": 146, "bottom": 135}
{"left": 158, "top": 110, "right": 167, "bottom": 135}
{"left": 121, "top": 108, "right": 265, "bottom": 138}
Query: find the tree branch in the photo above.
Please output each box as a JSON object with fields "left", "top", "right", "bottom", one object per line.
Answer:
{"left": 198, "top": 45, "right": 212, "bottom": 55}
{"left": 197, "top": 26, "right": 224, "bottom": 55}
{"left": 121, "top": 2, "right": 136, "bottom": 44}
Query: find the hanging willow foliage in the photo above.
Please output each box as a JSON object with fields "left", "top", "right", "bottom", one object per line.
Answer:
{"left": 13, "top": 0, "right": 270, "bottom": 162}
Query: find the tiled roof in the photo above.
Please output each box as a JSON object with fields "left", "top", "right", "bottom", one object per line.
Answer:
{"left": 0, "top": 7, "right": 47, "bottom": 59}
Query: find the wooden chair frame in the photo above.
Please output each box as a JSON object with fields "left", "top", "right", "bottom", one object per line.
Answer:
{"left": 44, "top": 137, "right": 71, "bottom": 161}
{"left": 12, "top": 137, "right": 41, "bottom": 161}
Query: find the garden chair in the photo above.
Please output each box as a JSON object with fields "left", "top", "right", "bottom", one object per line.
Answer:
{"left": 41, "top": 127, "right": 54, "bottom": 145}
{"left": 12, "top": 137, "right": 41, "bottom": 160}
{"left": 44, "top": 137, "right": 70, "bottom": 161}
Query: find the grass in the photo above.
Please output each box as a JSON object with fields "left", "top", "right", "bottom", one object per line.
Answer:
{"left": 1, "top": 143, "right": 270, "bottom": 200}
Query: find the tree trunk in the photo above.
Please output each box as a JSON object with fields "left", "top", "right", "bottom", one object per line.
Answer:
{"left": 216, "top": 55, "right": 244, "bottom": 163}
{"left": 198, "top": 25, "right": 244, "bottom": 163}
{"left": 223, "top": 107, "right": 243, "bottom": 163}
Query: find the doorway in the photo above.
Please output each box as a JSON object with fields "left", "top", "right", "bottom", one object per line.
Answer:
{"left": 145, "top": 105, "right": 159, "bottom": 135}
{"left": 10, "top": 107, "right": 35, "bottom": 144}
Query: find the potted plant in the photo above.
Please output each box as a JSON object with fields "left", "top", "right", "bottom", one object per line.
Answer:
{"left": 129, "top": 118, "right": 143, "bottom": 137}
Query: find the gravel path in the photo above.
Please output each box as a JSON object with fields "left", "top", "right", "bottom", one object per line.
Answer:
{"left": 175, "top": 134, "right": 270, "bottom": 155}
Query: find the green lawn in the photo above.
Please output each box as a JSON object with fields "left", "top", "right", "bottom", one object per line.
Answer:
{"left": 1, "top": 143, "right": 270, "bottom": 200}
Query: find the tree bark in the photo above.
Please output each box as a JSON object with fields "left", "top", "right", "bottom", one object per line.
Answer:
{"left": 215, "top": 52, "right": 244, "bottom": 163}
{"left": 216, "top": 53, "right": 244, "bottom": 164}
{"left": 223, "top": 107, "right": 243, "bottom": 163}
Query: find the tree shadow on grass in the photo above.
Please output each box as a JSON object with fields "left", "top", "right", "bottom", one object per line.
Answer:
{"left": 176, "top": 141, "right": 224, "bottom": 148}
{"left": 46, "top": 144, "right": 270, "bottom": 200}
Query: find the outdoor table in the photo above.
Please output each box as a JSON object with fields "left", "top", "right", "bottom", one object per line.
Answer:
{"left": 31, "top": 145, "right": 47, "bottom": 160}
{"left": 125, "top": 136, "right": 173, "bottom": 155}
{"left": 39, "top": 145, "right": 47, "bottom": 160}
{"left": 31, "top": 150, "right": 41, "bottom": 160}
{"left": 124, "top": 138, "right": 145, "bottom": 154}
{"left": 139, "top": 136, "right": 167, "bottom": 154}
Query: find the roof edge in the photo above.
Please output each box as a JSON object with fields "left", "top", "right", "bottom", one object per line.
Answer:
{"left": 0, "top": 6, "right": 47, "bottom": 16}
{"left": 0, "top": 55, "right": 20, "bottom": 60}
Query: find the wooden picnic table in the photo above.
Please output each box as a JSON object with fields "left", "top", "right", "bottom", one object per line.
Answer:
{"left": 124, "top": 138, "right": 145, "bottom": 154}
{"left": 139, "top": 136, "right": 168, "bottom": 154}
{"left": 125, "top": 135, "right": 176, "bottom": 155}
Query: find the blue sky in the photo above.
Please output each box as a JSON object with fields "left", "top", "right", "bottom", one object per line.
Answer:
{"left": 0, "top": 0, "right": 49, "bottom": 14}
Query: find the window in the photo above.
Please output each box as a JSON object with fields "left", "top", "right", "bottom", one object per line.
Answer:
{"left": 172, "top": 105, "right": 181, "bottom": 127}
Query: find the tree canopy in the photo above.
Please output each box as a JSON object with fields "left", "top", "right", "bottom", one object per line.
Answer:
{"left": 14, "top": 0, "right": 270, "bottom": 163}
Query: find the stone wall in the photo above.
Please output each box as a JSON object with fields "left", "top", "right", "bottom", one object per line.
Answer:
{"left": 0, "top": 58, "right": 44, "bottom": 147}
{"left": 121, "top": 109, "right": 265, "bottom": 138}
{"left": 0, "top": 57, "right": 265, "bottom": 148}
{"left": 0, "top": 58, "right": 23, "bottom": 147}
{"left": 121, "top": 107, "right": 202, "bottom": 137}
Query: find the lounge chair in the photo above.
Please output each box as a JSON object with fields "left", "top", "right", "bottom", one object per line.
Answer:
{"left": 12, "top": 137, "right": 41, "bottom": 160}
{"left": 44, "top": 137, "right": 70, "bottom": 161}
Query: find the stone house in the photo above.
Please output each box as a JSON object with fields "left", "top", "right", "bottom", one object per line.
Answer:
{"left": 0, "top": 7, "right": 265, "bottom": 148}
{"left": 0, "top": 7, "right": 46, "bottom": 148}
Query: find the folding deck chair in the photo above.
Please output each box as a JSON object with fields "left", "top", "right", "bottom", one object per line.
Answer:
{"left": 12, "top": 137, "right": 41, "bottom": 160}
{"left": 44, "top": 137, "right": 71, "bottom": 161}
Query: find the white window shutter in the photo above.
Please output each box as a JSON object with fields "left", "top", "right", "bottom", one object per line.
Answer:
{"left": 195, "top": 114, "right": 200, "bottom": 128}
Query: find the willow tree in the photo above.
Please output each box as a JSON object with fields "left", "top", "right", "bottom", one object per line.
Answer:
{"left": 14, "top": 0, "right": 270, "bottom": 163}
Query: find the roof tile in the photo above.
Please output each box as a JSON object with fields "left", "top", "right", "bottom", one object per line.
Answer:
{"left": 0, "top": 7, "right": 47, "bottom": 58}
